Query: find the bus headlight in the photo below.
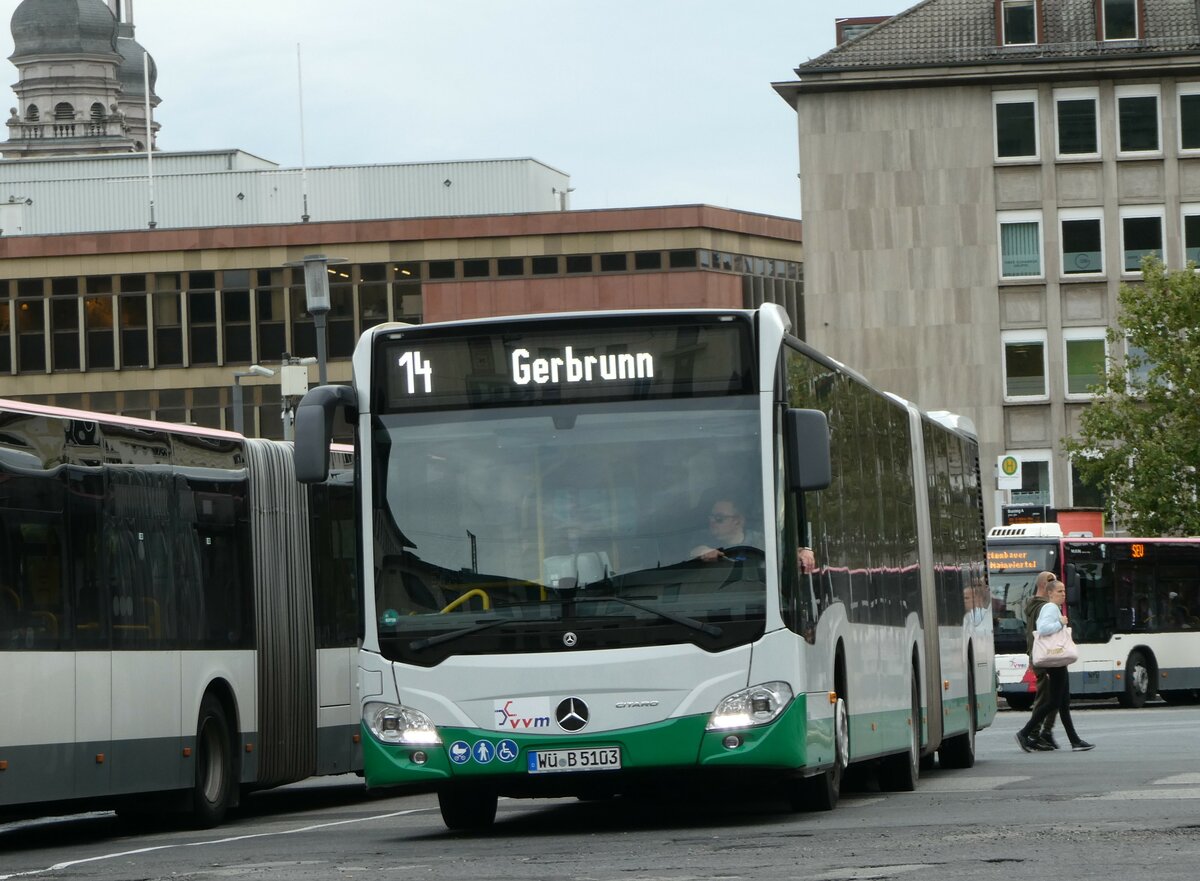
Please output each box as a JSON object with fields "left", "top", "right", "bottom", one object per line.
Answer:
{"left": 706, "top": 682, "right": 794, "bottom": 731}
{"left": 364, "top": 701, "right": 442, "bottom": 746}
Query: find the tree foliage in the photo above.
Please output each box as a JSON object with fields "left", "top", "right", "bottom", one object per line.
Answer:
{"left": 1065, "top": 256, "right": 1200, "bottom": 536}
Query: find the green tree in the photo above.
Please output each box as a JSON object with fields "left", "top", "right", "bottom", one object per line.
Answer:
{"left": 1065, "top": 256, "right": 1200, "bottom": 536}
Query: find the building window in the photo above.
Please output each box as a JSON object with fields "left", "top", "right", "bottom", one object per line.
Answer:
{"left": 599, "top": 253, "right": 627, "bottom": 272}
{"left": 565, "top": 255, "right": 593, "bottom": 274}
{"left": 1002, "top": 330, "right": 1048, "bottom": 400}
{"left": 999, "top": 211, "right": 1043, "bottom": 278}
{"left": 1012, "top": 451, "right": 1052, "bottom": 508}
{"left": 154, "top": 274, "right": 183, "bottom": 367}
{"left": 1120, "top": 207, "right": 1164, "bottom": 273}
{"left": 1000, "top": 0, "right": 1037, "bottom": 45}
{"left": 1179, "top": 84, "right": 1200, "bottom": 152}
{"left": 1055, "top": 88, "right": 1099, "bottom": 157}
{"left": 496, "top": 257, "right": 524, "bottom": 276}
{"left": 994, "top": 90, "right": 1038, "bottom": 160}
{"left": 1184, "top": 206, "right": 1200, "bottom": 265}
{"left": 1070, "top": 459, "right": 1105, "bottom": 509}
{"left": 1100, "top": 0, "right": 1138, "bottom": 41}
{"left": 427, "top": 261, "right": 455, "bottom": 280}
{"left": 50, "top": 292, "right": 80, "bottom": 372}
{"left": 119, "top": 289, "right": 150, "bottom": 369}
{"left": 1116, "top": 86, "right": 1160, "bottom": 155}
{"left": 462, "top": 259, "right": 489, "bottom": 278}
{"left": 1060, "top": 211, "right": 1104, "bottom": 275}
{"left": 1124, "top": 339, "right": 1153, "bottom": 393}
{"left": 188, "top": 288, "right": 218, "bottom": 366}
{"left": 0, "top": 300, "right": 10, "bottom": 373}
{"left": 531, "top": 256, "right": 558, "bottom": 275}
{"left": 634, "top": 251, "right": 663, "bottom": 270}
{"left": 1064, "top": 328, "right": 1107, "bottom": 398}
{"left": 53, "top": 102, "right": 74, "bottom": 121}
{"left": 668, "top": 250, "right": 698, "bottom": 269}
{"left": 359, "top": 263, "right": 389, "bottom": 330}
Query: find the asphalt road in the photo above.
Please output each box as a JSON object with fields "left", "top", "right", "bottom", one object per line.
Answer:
{"left": 3, "top": 702, "right": 1199, "bottom": 881}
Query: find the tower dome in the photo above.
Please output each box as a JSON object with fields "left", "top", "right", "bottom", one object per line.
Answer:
{"left": 10, "top": 0, "right": 118, "bottom": 60}
{"left": 116, "top": 22, "right": 156, "bottom": 97}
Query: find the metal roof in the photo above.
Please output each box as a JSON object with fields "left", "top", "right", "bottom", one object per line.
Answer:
{"left": 0, "top": 152, "right": 570, "bottom": 235}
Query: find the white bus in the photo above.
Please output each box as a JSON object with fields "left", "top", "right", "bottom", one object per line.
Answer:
{"left": 295, "top": 305, "right": 995, "bottom": 830}
{"left": 988, "top": 523, "right": 1200, "bottom": 709}
{"left": 0, "top": 400, "right": 360, "bottom": 826}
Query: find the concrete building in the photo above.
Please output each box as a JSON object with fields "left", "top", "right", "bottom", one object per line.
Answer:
{"left": 0, "top": 207, "right": 803, "bottom": 438}
{"left": 0, "top": 2, "right": 804, "bottom": 437}
{"left": 774, "top": 0, "right": 1200, "bottom": 529}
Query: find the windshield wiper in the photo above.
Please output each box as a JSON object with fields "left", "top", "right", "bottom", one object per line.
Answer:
{"left": 586, "top": 595, "right": 723, "bottom": 638}
{"left": 408, "top": 619, "right": 508, "bottom": 653}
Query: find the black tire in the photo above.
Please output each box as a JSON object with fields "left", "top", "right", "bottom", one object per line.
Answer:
{"left": 438, "top": 787, "right": 498, "bottom": 831}
{"left": 878, "top": 672, "right": 920, "bottom": 791}
{"left": 1118, "top": 650, "right": 1153, "bottom": 708}
{"left": 191, "top": 694, "right": 234, "bottom": 828}
{"left": 791, "top": 695, "right": 846, "bottom": 811}
{"left": 1005, "top": 693, "right": 1035, "bottom": 712}
{"left": 939, "top": 664, "right": 977, "bottom": 769}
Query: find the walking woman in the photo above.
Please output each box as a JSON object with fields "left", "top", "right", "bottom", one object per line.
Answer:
{"left": 1016, "top": 578, "right": 1095, "bottom": 752}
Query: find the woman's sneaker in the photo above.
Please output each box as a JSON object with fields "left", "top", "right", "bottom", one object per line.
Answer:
{"left": 1037, "top": 731, "right": 1060, "bottom": 750}
{"left": 1071, "top": 740, "right": 1096, "bottom": 751}
{"left": 1016, "top": 731, "right": 1051, "bottom": 752}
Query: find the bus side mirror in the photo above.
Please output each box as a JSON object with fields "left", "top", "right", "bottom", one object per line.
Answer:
{"left": 785, "top": 408, "right": 831, "bottom": 492}
{"left": 294, "top": 384, "right": 357, "bottom": 484}
{"left": 1064, "top": 563, "right": 1080, "bottom": 604}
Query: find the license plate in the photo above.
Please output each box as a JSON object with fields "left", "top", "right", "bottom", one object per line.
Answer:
{"left": 527, "top": 746, "right": 621, "bottom": 774}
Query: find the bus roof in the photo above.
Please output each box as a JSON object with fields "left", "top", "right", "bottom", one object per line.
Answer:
{"left": 988, "top": 524, "right": 1064, "bottom": 539}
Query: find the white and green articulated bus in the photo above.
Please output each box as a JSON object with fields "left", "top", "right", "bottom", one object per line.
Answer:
{"left": 0, "top": 400, "right": 360, "bottom": 827}
{"left": 294, "top": 304, "right": 995, "bottom": 830}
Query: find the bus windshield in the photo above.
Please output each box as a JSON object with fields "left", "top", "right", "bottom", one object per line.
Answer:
{"left": 987, "top": 541, "right": 1059, "bottom": 653}
{"left": 371, "top": 396, "right": 766, "bottom": 666}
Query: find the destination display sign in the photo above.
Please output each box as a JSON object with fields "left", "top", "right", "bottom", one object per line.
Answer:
{"left": 376, "top": 315, "right": 754, "bottom": 412}
{"left": 986, "top": 545, "right": 1055, "bottom": 573}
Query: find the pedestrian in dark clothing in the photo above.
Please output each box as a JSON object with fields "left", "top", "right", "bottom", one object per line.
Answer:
{"left": 1016, "top": 579, "right": 1094, "bottom": 752}
{"left": 1023, "top": 571, "right": 1059, "bottom": 749}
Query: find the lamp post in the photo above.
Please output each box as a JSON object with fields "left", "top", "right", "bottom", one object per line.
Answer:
{"left": 285, "top": 254, "right": 346, "bottom": 387}
{"left": 231, "top": 364, "right": 275, "bottom": 435}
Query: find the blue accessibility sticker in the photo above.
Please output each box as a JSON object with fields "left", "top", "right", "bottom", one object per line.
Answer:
{"left": 448, "top": 741, "right": 471, "bottom": 765}
{"left": 473, "top": 741, "right": 496, "bottom": 764}
{"left": 495, "top": 739, "right": 519, "bottom": 763}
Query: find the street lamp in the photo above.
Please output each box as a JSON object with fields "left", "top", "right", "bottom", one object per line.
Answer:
{"left": 285, "top": 253, "right": 346, "bottom": 387}
{"left": 231, "top": 364, "right": 275, "bottom": 435}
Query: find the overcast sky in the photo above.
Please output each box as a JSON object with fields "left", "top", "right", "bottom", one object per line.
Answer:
{"left": 1, "top": 0, "right": 914, "bottom": 218}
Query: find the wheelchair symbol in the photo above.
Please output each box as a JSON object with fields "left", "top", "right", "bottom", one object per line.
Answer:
{"left": 496, "top": 739, "right": 518, "bottom": 763}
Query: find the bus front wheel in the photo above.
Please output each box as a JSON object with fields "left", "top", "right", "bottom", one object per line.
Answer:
{"left": 1118, "top": 650, "right": 1153, "bottom": 708}
{"left": 191, "top": 695, "right": 234, "bottom": 828}
{"left": 792, "top": 696, "right": 846, "bottom": 812}
{"left": 438, "top": 786, "right": 498, "bottom": 831}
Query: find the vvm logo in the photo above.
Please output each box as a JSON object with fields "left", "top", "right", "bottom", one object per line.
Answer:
{"left": 494, "top": 698, "right": 552, "bottom": 731}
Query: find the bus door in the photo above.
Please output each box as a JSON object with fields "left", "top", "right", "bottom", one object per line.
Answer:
{"left": 66, "top": 466, "right": 112, "bottom": 800}
{"left": 0, "top": 463, "right": 77, "bottom": 805}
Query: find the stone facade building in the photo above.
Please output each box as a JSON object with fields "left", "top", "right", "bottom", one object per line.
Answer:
{"left": 775, "top": 0, "right": 1200, "bottom": 529}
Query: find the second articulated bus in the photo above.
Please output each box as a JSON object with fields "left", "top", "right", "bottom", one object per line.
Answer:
{"left": 296, "top": 304, "right": 996, "bottom": 829}
{"left": 988, "top": 523, "right": 1200, "bottom": 708}
{"left": 0, "top": 400, "right": 360, "bottom": 826}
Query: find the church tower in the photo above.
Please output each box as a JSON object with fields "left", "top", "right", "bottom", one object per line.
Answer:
{"left": 4, "top": 0, "right": 161, "bottom": 159}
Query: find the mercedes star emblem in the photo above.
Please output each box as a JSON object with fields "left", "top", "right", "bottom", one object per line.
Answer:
{"left": 555, "top": 697, "right": 589, "bottom": 732}
{"left": 562, "top": 631, "right": 578, "bottom": 647}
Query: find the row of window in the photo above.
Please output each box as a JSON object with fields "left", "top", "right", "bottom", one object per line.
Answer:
{"left": 1005, "top": 453, "right": 1104, "bottom": 513}
{"left": 996, "top": 206, "right": 1200, "bottom": 279}
{"left": 994, "top": 84, "right": 1200, "bottom": 161}
{"left": 999, "top": 0, "right": 1141, "bottom": 47}
{"left": 0, "top": 251, "right": 801, "bottom": 376}
{"left": 1000, "top": 326, "right": 1131, "bottom": 403}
